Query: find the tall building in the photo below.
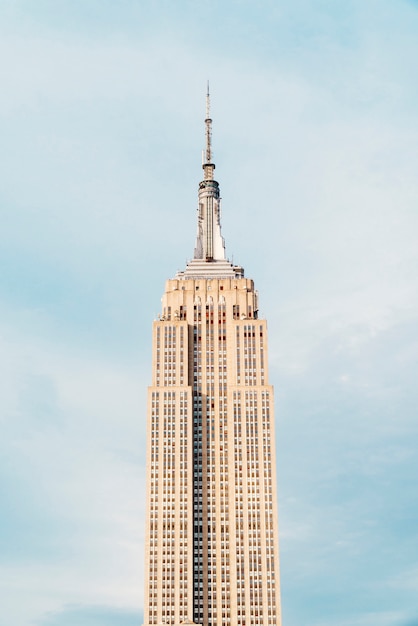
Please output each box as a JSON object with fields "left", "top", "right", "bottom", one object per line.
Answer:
{"left": 144, "top": 90, "right": 281, "bottom": 626}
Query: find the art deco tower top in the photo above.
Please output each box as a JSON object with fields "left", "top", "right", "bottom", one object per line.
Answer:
{"left": 177, "top": 86, "right": 244, "bottom": 279}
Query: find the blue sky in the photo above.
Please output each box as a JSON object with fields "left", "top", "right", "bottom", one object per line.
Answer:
{"left": 1, "top": 1, "right": 418, "bottom": 625}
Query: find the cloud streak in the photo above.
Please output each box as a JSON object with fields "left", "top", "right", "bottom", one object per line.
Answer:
{"left": 1, "top": 1, "right": 417, "bottom": 625}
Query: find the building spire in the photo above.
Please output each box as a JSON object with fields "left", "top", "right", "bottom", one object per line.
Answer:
{"left": 192, "top": 84, "right": 227, "bottom": 262}
{"left": 205, "top": 81, "right": 212, "bottom": 167}
{"left": 203, "top": 81, "right": 215, "bottom": 182}
{"left": 176, "top": 86, "right": 245, "bottom": 278}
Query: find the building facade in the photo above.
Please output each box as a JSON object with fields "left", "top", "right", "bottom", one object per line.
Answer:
{"left": 144, "top": 92, "right": 282, "bottom": 626}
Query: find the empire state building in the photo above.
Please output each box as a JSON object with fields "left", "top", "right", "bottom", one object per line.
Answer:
{"left": 144, "top": 90, "right": 282, "bottom": 626}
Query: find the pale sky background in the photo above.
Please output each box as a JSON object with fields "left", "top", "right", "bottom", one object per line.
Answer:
{"left": 1, "top": 1, "right": 418, "bottom": 625}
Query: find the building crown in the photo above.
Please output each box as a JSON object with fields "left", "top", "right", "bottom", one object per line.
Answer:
{"left": 193, "top": 83, "right": 227, "bottom": 263}
{"left": 176, "top": 87, "right": 244, "bottom": 280}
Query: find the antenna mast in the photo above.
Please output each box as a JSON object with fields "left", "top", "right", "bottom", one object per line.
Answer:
{"left": 205, "top": 80, "right": 212, "bottom": 165}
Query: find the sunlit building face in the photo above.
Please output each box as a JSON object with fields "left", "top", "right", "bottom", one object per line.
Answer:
{"left": 143, "top": 90, "right": 282, "bottom": 626}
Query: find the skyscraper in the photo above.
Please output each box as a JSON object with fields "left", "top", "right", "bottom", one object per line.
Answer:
{"left": 144, "top": 90, "right": 281, "bottom": 626}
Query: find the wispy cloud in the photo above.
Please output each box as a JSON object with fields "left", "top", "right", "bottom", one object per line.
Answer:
{"left": 39, "top": 604, "right": 142, "bottom": 626}
{"left": 0, "top": 322, "right": 145, "bottom": 624}
{"left": 1, "top": 1, "right": 417, "bottom": 625}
